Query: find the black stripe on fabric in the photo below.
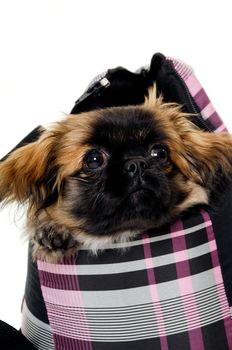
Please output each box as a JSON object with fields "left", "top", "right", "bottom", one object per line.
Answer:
{"left": 149, "top": 233, "right": 174, "bottom": 257}
{"left": 44, "top": 253, "right": 214, "bottom": 291}
{"left": 189, "top": 253, "right": 213, "bottom": 276}
{"left": 182, "top": 208, "right": 205, "bottom": 228}
{"left": 154, "top": 262, "right": 178, "bottom": 284}
{"left": 78, "top": 269, "right": 148, "bottom": 291}
{"left": 91, "top": 337, "right": 162, "bottom": 350}
{"left": 76, "top": 243, "right": 146, "bottom": 265}
{"left": 185, "top": 224, "right": 209, "bottom": 249}
{"left": 201, "top": 319, "right": 230, "bottom": 350}
{"left": 183, "top": 209, "right": 209, "bottom": 249}
{"left": 40, "top": 270, "right": 81, "bottom": 291}
{"left": 25, "top": 246, "right": 49, "bottom": 324}
{"left": 167, "top": 330, "right": 191, "bottom": 350}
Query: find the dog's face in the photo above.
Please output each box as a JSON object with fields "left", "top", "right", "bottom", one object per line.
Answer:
{"left": 64, "top": 106, "right": 186, "bottom": 235}
{"left": 0, "top": 89, "right": 232, "bottom": 258}
{"left": 62, "top": 106, "right": 204, "bottom": 235}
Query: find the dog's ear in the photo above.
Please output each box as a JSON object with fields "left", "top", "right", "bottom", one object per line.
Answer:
{"left": 145, "top": 88, "right": 232, "bottom": 186}
{"left": 169, "top": 117, "right": 232, "bottom": 187}
{"left": 182, "top": 130, "right": 232, "bottom": 184}
{"left": 0, "top": 131, "right": 58, "bottom": 208}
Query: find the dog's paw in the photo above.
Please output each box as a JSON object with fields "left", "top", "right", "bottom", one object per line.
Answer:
{"left": 32, "top": 222, "right": 80, "bottom": 262}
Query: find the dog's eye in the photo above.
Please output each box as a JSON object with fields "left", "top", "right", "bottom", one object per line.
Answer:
{"left": 83, "top": 150, "right": 106, "bottom": 170}
{"left": 150, "top": 145, "right": 169, "bottom": 163}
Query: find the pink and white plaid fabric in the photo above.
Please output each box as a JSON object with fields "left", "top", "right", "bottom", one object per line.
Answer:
{"left": 21, "top": 209, "right": 232, "bottom": 350}
{"left": 169, "top": 57, "right": 227, "bottom": 132}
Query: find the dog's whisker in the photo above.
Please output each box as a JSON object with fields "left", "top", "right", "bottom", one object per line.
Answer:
{"left": 76, "top": 177, "right": 89, "bottom": 184}
{"left": 92, "top": 191, "right": 104, "bottom": 208}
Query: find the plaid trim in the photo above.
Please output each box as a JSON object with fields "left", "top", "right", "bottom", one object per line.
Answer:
{"left": 168, "top": 57, "right": 227, "bottom": 132}
{"left": 33, "top": 210, "right": 232, "bottom": 349}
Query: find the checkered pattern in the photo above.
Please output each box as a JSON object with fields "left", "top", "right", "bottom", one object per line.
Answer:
{"left": 21, "top": 57, "right": 232, "bottom": 349}
{"left": 20, "top": 209, "right": 232, "bottom": 350}
{"left": 169, "top": 57, "right": 227, "bottom": 132}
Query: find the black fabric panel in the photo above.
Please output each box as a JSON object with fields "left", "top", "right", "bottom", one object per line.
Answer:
{"left": 189, "top": 253, "right": 213, "bottom": 275}
{"left": 0, "top": 320, "right": 35, "bottom": 349}
{"left": 167, "top": 330, "right": 191, "bottom": 350}
{"left": 92, "top": 337, "right": 162, "bottom": 350}
{"left": 24, "top": 246, "right": 49, "bottom": 324}
{"left": 70, "top": 66, "right": 151, "bottom": 115}
{"left": 210, "top": 184, "right": 232, "bottom": 306}
{"left": 201, "top": 319, "right": 230, "bottom": 350}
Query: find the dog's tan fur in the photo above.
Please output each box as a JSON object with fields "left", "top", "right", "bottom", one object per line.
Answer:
{"left": 0, "top": 88, "right": 232, "bottom": 261}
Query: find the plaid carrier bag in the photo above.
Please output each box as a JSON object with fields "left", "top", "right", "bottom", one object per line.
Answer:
{"left": 3, "top": 53, "right": 232, "bottom": 350}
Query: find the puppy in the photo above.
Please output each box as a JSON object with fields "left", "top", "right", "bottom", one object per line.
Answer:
{"left": 0, "top": 87, "right": 232, "bottom": 261}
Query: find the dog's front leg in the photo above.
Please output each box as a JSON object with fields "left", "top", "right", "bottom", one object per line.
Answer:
{"left": 30, "top": 212, "right": 80, "bottom": 262}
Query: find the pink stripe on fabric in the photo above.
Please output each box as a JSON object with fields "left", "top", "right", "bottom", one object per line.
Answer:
{"left": 173, "top": 249, "right": 189, "bottom": 263}
{"left": 142, "top": 234, "right": 169, "bottom": 350}
{"left": 201, "top": 210, "right": 232, "bottom": 348}
{"left": 208, "top": 112, "right": 223, "bottom": 129}
{"left": 201, "top": 102, "right": 215, "bottom": 119}
{"left": 200, "top": 211, "right": 218, "bottom": 267}
{"left": 208, "top": 239, "right": 217, "bottom": 252}
{"left": 171, "top": 219, "right": 205, "bottom": 350}
{"left": 168, "top": 57, "right": 228, "bottom": 132}
{"left": 193, "top": 89, "right": 210, "bottom": 110}
{"left": 185, "top": 74, "right": 202, "bottom": 96}
{"left": 215, "top": 123, "right": 227, "bottom": 132}
{"left": 171, "top": 220, "right": 211, "bottom": 239}
{"left": 53, "top": 335, "right": 84, "bottom": 350}
{"left": 38, "top": 260, "right": 78, "bottom": 275}
{"left": 38, "top": 257, "right": 93, "bottom": 350}
{"left": 173, "top": 239, "right": 217, "bottom": 263}
{"left": 224, "top": 317, "right": 232, "bottom": 349}
{"left": 168, "top": 57, "right": 193, "bottom": 80}
{"left": 41, "top": 286, "right": 84, "bottom": 307}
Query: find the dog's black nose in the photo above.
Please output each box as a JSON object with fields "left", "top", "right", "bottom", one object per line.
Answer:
{"left": 124, "top": 158, "right": 148, "bottom": 176}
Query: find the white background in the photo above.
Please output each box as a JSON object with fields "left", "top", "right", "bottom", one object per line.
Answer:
{"left": 0, "top": 0, "right": 231, "bottom": 329}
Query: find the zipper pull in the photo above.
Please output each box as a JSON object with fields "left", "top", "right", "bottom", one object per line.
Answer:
{"left": 74, "top": 77, "right": 110, "bottom": 105}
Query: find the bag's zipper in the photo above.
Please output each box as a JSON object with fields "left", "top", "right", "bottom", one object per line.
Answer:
{"left": 74, "top": 75, "right": 110, "bottom": 105}
{"left": 167, "top": 61, "right": 213, "bottom": 132}
{"left": 73, "top": 60, "right": 213, "bottom": 133}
